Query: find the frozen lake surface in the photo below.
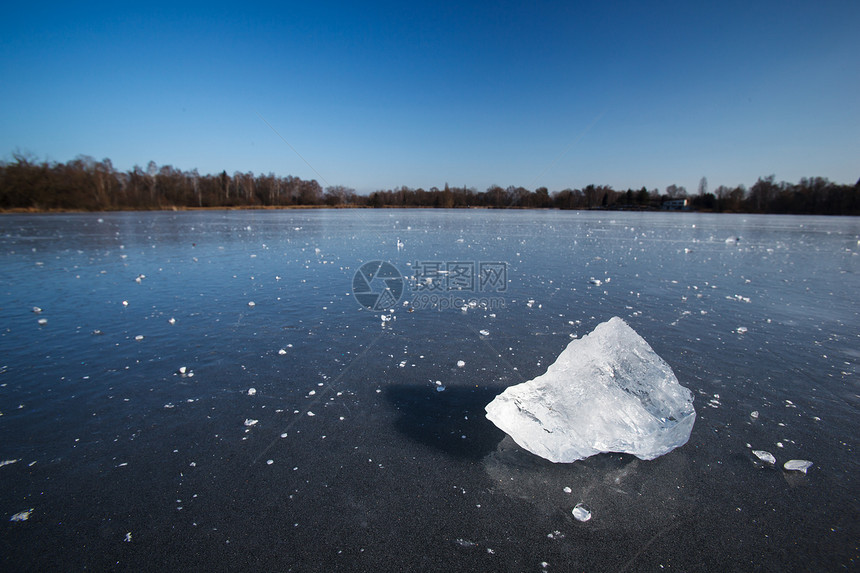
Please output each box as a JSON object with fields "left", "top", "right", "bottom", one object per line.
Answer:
{"left": 1, "top": 209, "right": 857, "bottom": 570}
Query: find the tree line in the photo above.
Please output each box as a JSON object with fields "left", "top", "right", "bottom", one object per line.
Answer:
{"left": 1, "top": 154, "right": 858, "bottom": 214}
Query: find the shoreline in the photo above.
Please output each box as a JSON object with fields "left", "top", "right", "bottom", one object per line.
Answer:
{"left": 4, "top": 205, "right": 853, "bottom": 216}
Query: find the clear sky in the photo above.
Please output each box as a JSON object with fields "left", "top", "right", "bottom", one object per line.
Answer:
{"left": 2, "top": 1, "right": 858, "bottom": 194}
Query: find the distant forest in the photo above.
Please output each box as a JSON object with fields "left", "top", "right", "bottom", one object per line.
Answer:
{"left": 1, "top": 154, "right": 858, "bottom": 214}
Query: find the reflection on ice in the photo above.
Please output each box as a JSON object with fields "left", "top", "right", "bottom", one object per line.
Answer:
{"left": 483, "top": 435, "right": 693, "bottom": 532}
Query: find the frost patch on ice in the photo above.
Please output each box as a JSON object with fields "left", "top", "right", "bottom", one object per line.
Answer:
{"left": 485, "top": 317, "right": 695, "bottom": 463}
{"left": 784, "top": 459, "right": 813, "bottom": 474}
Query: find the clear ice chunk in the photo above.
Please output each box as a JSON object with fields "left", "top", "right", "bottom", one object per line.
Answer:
{"left": 783, "top": 459, "right": 813, "bottom": 473}
{"left": 572, "top": 503, "right": 592, "bottom": 522}
{"left": 753, "top": 450, "right": 776, "bottom": 464}
{"left": 485, "top": 317, "right": 696, "bottom": 463}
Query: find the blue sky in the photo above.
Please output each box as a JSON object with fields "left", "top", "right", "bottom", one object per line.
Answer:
{"left": 2, "top": 1, "right": 858, "bottom": 194}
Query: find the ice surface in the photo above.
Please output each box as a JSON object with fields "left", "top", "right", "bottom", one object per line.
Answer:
{"left": 485, "top": 317, "right": 695, "bottom": 463}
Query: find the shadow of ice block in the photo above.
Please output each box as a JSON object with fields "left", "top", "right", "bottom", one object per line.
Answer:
{"left": 485, "top": 317, "right": 696, "bottom": 463}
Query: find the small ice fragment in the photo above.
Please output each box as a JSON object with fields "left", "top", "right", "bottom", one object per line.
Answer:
{"left": 436, "top": 385, "right": 446, "bottom": 392}
{"left": 32, "top": 306, "right": 42, "bottom": 313}
{"left": 783, "top": 460, "right": 812, "bottom": 473}
{"left": 750, "top": 411, "right": 759, "bottom": 419}
{"left": 122, "top": 300, "right": 129, "bottom": 306}
{"left": 278, "top": 349, "right": 287, "bottom": 355}
{"left": 457, "top": 360, "right": 465, "bottom": 368}
{"left": 168, "top": 317, "right": 176, "bottom": 325}
{"left": 10, "top": 509, "right": 33, "bottom": 522}
{"left": 479, "top": 329, "right": 490, "bottom": 336}
{"left": 307, "top": 411, "right": 315, "bottom": 416}
{"left": 588, "top": 278, "right": 602, "bottom": 286}
{"left": 134, "top": 335, "right": 144, "bottom": 341}
{"left": 572, "top": 503, "right": 592, "bottom": 522}
{"left": 280, "top": 433, "right": 288, "bottom": 438}
{"left": 37, "top": 318, "right": 47, "bottom": 325}
{"left": 266, "top": 459, "right": 274, "bottom": 465}
{"left": 247, "top": 388, "right": 257, "bottom": 396}
{"left": 124, "top": 532, "right": 132, "bottom": 542}
{"left": 563, "top": 486, "right": 572, "bottom": 494}
{"left": 248, "top": 301, "right": 256, "bottom": 307}
{"left": 736, "top": 326, "right": 748, "bottom": 334}
{"left": 179, "top": 366, "right": 187, "bottom": 375}
{"left": 243, "top": 419, "right": 258, "bottom": 427}
{"left": 0, "top": 459, "right": 20, "bottom": 468}
{"left": 753, "top": 450, "right": 776, "bottom": 464}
